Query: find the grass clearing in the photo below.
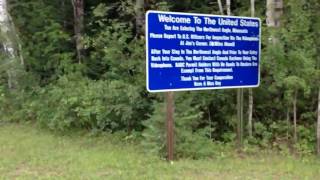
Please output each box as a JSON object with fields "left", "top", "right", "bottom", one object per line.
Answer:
{"left": 0, "top": 123, "right": 320, "bottom": 179}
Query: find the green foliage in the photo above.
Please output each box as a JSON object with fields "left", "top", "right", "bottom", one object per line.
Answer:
{"left": 28, "top": 74, "right": 142, "bottom": 132}
{"left": 294, "top": 125, "right": 316, "bottom": 155}
{"left": 1, "top": 0, "right": 320, "bottom": 159}
{"left": 9, "top": 0, "right": 74, "bottom": 84}
{"left": 142, "top": 94, "right": 217, "bottom": 159}
{"left": 85, "top": 2, "right": 146, "bottom": 83}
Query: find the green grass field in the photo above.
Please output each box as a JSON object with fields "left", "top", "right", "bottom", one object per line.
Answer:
{"left": 1, "top": 123, "right": 320, "bottom": 179}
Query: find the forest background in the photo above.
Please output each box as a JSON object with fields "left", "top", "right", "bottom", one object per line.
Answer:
{"left": 0, "top": 0, "right": 320, "bottom": 159}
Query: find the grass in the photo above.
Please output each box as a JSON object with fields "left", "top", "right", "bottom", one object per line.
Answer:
{"left": 1, "top": 123, "right": 320, "bottom": 179}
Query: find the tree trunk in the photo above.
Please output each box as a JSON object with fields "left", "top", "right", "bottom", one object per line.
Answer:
{"left": 135, "top": 0, "right": 145, "bottom": 36}
{"left": 62, "top": 0, "right": 68, "bottom": 29}
{"left": 225, "top": 0, "right": 241, "bottom": 146}
{"left": 0, "top": 0, "right": 19, "bottom": 58}
{"left": 17, "top": 38, "right": 23, "bottom": 66}
{"left": 71, "top": 0, "right": 84, "bottom": 64}
{"left": 266, "top": 0, "right": 283, "bottom": 28}
{"left": 7, "top": 71, "right": 12, "bottom": 89}
{"left": 225, "top": 0, "right": 242, "bottom": 146}
{"left": 250, "top": 0, "right": 255, "bottom": 18}
{"left": 293, "top": 90, "right": 298, "bottom": 144}
{"left": 0, "top": 0, "right": 23, "bottom": 90}
{"left": 217, "top": 0, "right": 224, "bottom": 15}
{"left": 208, "top": 106, "right": 212, "bottom": 139}
{"left": 0, "top": 0, "right": 8, "bottom": 27}
{"left": 317, "top": 88, "right": 320, "bottom": 155}
{"left": 266, "top": 0, "right": 275, "bottom": 27}
{"left": 248, "top": 0, "right": 255, "bottom": 138}
{"left": 286, "top": 106, "right": 290, "bottom": 140}
{"left": 226, "top": 0, "right": 231, "bottom": 16}
{"left": 7, "top": 15, "right": 24, "bottom": 66}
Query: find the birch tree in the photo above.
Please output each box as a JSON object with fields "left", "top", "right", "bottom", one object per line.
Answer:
{"left": 266, "top": 0, "right": 283, "bottom": 28}
{"left": 0, "top": 0, "right": 23, "bottom": 90}
{"left": 226, "top": 0, "right": 231, "bottom": 16}
{"left": 266, "top": 0, "right": 276, "bottom": 27}
{"left": 217, "top": 0, "right": 224, "bottom": 15}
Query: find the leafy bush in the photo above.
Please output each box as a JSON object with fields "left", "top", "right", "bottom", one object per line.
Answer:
{"left": 294, "top": 125, "right": 316, "bottom": 155}
{"left": 26, "top": 74, "right": 144, "bottom": 132}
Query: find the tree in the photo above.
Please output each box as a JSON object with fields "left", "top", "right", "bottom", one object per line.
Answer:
{"left": 217, "top": 0, "right": 223, "bottom": 15}
{"left": 247, "top": 0, "right": 255, "bottom": 138}
{"left": 266, "top": 0, "right": 282, "bottom": 28}
{"left": 282, "top": 0, "right": 313, "bottom": 144}
{"left": 0, "top": 0, "right": 23, "bottom": 90}
{"left": 226, "top": 0, "right": 231, "bottom": 15}
{"left": 317, "top": 88, "right": 320, "bottom": 155}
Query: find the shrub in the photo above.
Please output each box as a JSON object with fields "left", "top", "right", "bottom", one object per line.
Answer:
{"left": 142, "top": 93, "right": 217, "bottom": 159}
{"left": 29, "top": 74, "right": 144, "bottom": 132}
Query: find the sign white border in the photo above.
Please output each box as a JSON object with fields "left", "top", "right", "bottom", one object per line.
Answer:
{"left": 146, "top": 10, "right": 262, "bottom": 93}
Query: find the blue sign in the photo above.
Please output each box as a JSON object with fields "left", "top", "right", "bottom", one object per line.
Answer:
{"left": 146, "top": 11, "right": 261, "bottom": 92}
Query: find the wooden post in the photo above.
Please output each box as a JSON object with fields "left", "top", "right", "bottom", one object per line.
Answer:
{"left": 237, "top": 89, "right": 241, "bottom": 145}
{"left": 248, "top": 88, "right": 253, "bottom": 137}
{"left": 236, "top": 89, "right": 244, "bottom": 146}
{"left": 240, "top": 88, "right": 243, "bottom": 144}
{"left": 166, "top": 92, "right": 174, "bottom": 161}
